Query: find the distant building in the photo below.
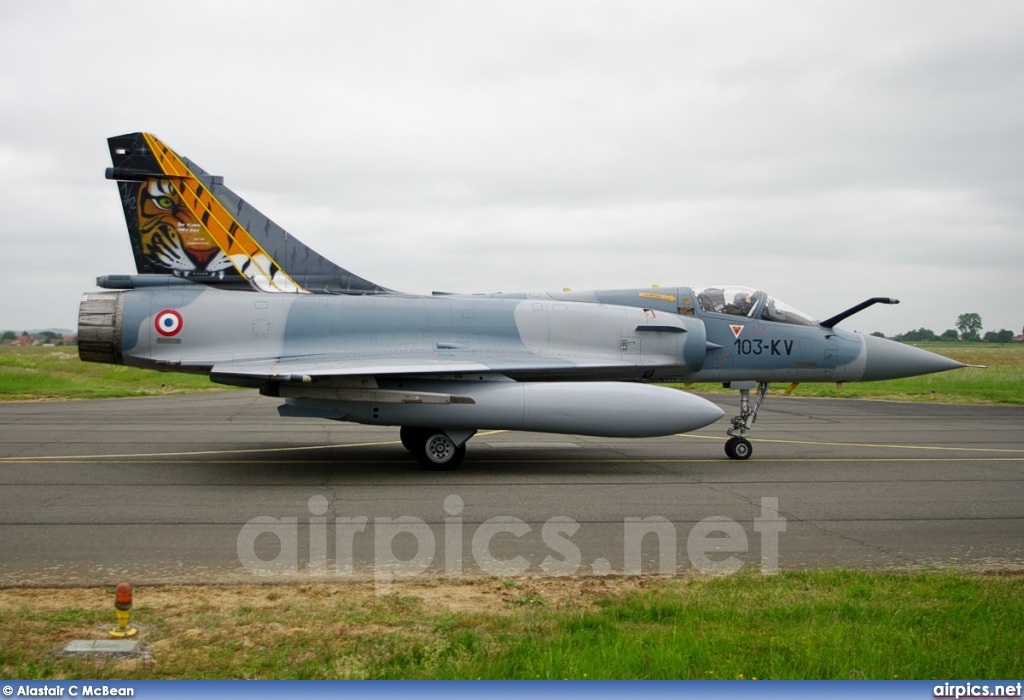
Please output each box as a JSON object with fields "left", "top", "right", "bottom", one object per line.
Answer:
{"left": 0, "top": 332, "right": 77, "bottom": 347}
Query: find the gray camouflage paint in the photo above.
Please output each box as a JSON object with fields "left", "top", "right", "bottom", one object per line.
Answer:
{"left": 88, "top": 132, "right": 967, "bottom": 445}
{"left": 120, "top": 287, "right": 706, "bottom": 381}
{"left": 111, "top": 281, "right": 959, "bottom": 388}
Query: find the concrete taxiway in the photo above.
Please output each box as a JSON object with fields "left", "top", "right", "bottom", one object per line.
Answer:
{"left": 0, "top": 391, "right": 1021, "bottom": 585}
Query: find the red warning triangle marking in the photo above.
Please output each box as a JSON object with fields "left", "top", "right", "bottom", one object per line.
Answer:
{"left": 730, "top": 325, "right": 743, "bottom": 339}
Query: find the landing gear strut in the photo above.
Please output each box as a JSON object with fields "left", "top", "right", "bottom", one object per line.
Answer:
{"left": 724, "top": 381, "right": 769, "bottom": 460}
{"left": 399, "top": 426, "right": 473, "bottom": 470}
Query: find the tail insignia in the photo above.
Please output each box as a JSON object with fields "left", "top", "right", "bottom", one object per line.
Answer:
{"left": 141, "top": 134, "right": 306, "bottom": 293}
{"left": 107, "top": 132, "right": 389, "bottom": 295}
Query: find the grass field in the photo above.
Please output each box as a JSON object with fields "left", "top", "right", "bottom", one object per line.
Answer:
{"left": 0, "top": 346, "right": 233, "bottom": 400}
{"left": 0, "top": 571, "right": 1020, "bottom": 680}
{"left": 3, "top": 343, "right": 1024, "bottom": 404}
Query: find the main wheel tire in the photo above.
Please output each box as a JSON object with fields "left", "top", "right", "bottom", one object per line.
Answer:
{"left": 725, "top": 437, "right": 753, "bottom": 460}
{"left": 416, "top": 431, "right": 466, "bottom": 470}
{"left": 400, "top": 426, "right": 429, "bottom": 454}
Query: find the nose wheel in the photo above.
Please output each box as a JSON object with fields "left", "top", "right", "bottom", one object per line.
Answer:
{"left": 724, "top": 381, "right": 769, "bottom": 460}
{"left": 724, "top": 436, "right": 752, "bottom": 460}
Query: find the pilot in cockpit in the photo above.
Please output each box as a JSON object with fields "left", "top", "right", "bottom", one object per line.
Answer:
{"left": 725, "top": 291, "right": 759, "bottom": 316}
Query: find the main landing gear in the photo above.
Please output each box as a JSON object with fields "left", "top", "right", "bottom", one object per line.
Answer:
{"left": 724, "top": 381, "right": 769, "bottom": 460}
{"left": 400, "top": 427, "right": 475, "bottom": 470}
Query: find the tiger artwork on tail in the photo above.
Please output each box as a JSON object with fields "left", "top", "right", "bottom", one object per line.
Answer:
{"left": 137, "top": 179, "right": 233, "bottom": 275}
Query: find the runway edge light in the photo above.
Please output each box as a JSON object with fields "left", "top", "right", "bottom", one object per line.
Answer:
{"left": 110, "top": 582, "right": 137, "bottom": 638}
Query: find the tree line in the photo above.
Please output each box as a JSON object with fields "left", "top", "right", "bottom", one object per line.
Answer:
{"left": 880, "top": 313, "right": 1019, "bottom": 343}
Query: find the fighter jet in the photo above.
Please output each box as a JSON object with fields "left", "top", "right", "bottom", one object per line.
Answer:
{"left": 80, "top": 133, "right": 966, "bottom": 468}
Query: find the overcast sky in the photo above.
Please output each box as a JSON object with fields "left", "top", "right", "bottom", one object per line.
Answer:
{"left": 2, "top": 0, "right": 1022, "bottom": 336}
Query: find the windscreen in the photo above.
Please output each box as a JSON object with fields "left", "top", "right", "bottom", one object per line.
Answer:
{"left": 693, "top": 286, "right": 818, "bottom": 326}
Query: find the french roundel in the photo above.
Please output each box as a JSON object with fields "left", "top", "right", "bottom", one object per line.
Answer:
{"left": 155, "top": 309, "right": 183, "bottom": 337}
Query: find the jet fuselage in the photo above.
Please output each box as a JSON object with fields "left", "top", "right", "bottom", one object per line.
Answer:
{"left": 81, "top": 132, "right": 968, "bottom": 465}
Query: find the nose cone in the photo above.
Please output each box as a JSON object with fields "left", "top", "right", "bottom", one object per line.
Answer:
{"left": 859, "top": 333, "right": 966, "bottom": 381}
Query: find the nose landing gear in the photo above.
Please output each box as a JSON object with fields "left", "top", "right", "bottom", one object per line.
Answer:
{"left": 724, "top": 381, "right": 769, "bottom": 460}
{"left": 725, "top": 435, "right": 752, "bottom": 460}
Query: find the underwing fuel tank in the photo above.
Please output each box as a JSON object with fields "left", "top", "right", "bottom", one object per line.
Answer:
{"left": 280, "top": 380, "right": 725, "bottom": 438}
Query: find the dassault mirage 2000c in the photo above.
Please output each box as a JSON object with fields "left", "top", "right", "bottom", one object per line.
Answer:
{"left": 79, "top": 133, "right": 966, "bottom": 468}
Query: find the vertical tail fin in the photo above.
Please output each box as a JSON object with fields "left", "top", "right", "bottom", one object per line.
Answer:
{"left": 106, "top": 132, "right": 388, "bottom": 294}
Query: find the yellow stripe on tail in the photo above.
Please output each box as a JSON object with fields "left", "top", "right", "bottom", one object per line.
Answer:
{"left": 142, "top": 133, "right": 307, "bottom": 294}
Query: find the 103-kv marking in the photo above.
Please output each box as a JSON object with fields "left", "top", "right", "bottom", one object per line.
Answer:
{"left": 734, "top": 338, "right": 794, "bottom": 356}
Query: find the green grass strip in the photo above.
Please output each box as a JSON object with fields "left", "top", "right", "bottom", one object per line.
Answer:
{"left": 1, "top": 571, "right": 1021, "bottom": 679}
{"left": 4, "top": 343, "right": 1024, "bottom": 404}
{"left": 0, "top": 347, "right": 234, "bottom": 400}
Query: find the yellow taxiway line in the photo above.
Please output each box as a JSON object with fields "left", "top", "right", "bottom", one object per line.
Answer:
{"left": 0, "top": 431, "right": 509, "bottom": 463}
{"left": 0, "top": 432, "right": 1020, "bottom": 464}
{"left": 676, "top": 434, "right": 1024, "bottom": 453}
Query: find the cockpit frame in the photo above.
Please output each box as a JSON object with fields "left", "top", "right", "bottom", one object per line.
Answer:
{"left": 691, "top": 286, "right": 818, "bottom": 327}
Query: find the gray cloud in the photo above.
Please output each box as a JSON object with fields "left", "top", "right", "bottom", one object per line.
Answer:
{"left": 2, "top": 0, "right": 1022, "bottom": 336}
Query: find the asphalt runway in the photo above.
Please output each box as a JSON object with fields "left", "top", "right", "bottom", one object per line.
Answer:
{"left": 1, "top": 391, "right": 1022, "bottom": 585}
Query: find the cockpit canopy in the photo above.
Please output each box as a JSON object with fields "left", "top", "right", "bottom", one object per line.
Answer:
{"left": 692, "top": 286, "right": 818, "bottom": 327}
